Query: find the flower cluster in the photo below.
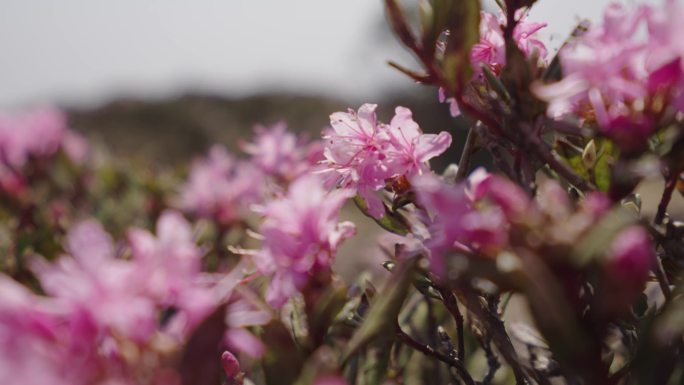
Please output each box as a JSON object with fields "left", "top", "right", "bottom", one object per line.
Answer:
{"left": 323, "top": 104, "right": 452, "bottom": 218}
{"left": 413, "top": 169, "right": 653, "bottom": 306}
{"left": 535, "top": 0, "right": 684, "bottom": 152}
{"left": 0, "top": 211, "right": 228, "bottom": 384}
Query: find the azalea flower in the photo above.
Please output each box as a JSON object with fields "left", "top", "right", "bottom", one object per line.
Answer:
{"left": 323, "top": 104, "right": 452, "bottom": 218}
{"left": 242, "top": 122, "right": 323, "bottom": 181}
{"left": 254, "top": 174, "right": 356, "bottom": 307}
{"left": 179, "top": 145, "right": 262, "bottom": 225}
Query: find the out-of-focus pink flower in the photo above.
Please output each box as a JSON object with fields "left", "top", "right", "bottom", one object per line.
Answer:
{"left": 533, "top": 2, "right": 684, "bottom": 152}
{"left": 243, "top": 123, "right": 323, "bottom": 181}
{"left": 468, "top": 170, "right": 531, "bottom": 221}
{"left": 323, "top": 104, "right": 451, "bottom": 218}
{"left": 0, "top": 107, "right": 67, "bottom": 167}
{"left": 224, "top": 328, "right": 266, "bottom": 359}
{"left": 62, "top": 131, "right": 89, "bottom": 165}
{"left": 606, "top": 226, "right": 653, "bottom": 286}
{"left": 180, "top": 145, "right": 262, "bottom": 225}
{"left": 254, "top": 175, "right": 355, "bottom": 307}
{"left": 31, "top": 220, "right": 157, "bottom": 343}
{"left": 128, "top": 210, "right": 215, "bottom": 330}
{"left": 0, "top": 275, "right": 99, "bottom": 385}
{"left": 412, "top": 172, "right": 511, "bottom": 273}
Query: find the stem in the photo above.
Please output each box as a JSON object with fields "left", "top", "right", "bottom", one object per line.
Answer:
{"left": 438, "top": 287, "right": 466, "bottom": 363}
{"left": 655, "top": 166, "right": 681, "bottom": 225}
{"left": 455, "top": 124, "right": 479, "bottom": 182}
{"left": 396, "top": 329, "right": 475, "bottom": 385}
{"left": 655, "top": 253, "right": 672, "bottom": 302}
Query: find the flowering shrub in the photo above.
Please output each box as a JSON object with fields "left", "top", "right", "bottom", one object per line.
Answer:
{"left": 3, "top": 1, "right": 684, "bottom": 384}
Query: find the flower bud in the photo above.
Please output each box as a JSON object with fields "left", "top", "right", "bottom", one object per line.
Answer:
{"left": 582, "top": 139, "right": 597, "bottom": 169}
{"left": 606, "top": 226, "right": 653, "bottom": 285}
{"left": 221, "top": 350, "right": 241, "bottom": 380}
{"left": 597, "top": 226, "right": 653, "bottom": 317}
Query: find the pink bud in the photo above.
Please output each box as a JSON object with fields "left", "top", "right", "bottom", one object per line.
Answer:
{"left": 607, "top": 226, "right": 653, "bottom": 285}
{"left": 221, "top": 350, "right": 241, "bottom": 380}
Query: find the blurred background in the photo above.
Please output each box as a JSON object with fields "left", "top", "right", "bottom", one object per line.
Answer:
{"left": 0, "top": 0, "right": 648, "bottom": 165}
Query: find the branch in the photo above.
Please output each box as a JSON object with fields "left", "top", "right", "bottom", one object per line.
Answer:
{"left": 438, "top": 286, "right": 466, "bottom": 363}
{"left": 655, "top": 166, "right": 681, "bottom": 225}
{"left": 396, "top": 329, "right": 475, "bottom": 385}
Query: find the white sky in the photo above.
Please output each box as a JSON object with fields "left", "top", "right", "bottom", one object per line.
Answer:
{"left": 0, "top": 0, "right": 659, "bottom": 108}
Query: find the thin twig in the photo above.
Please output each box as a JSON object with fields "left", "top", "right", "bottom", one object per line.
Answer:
{"left": 396, "top": 329, "right": 475, "bottom": 385}
{"left": 655, "top": 166, "right": 681, "bottom": 225}
{"left": 438, "top": 287, "right": 466, "bottom": 363}
{"left": 655, "top": 253, "right": 672, "bottom": 302}
{"left": 528, "top": 133, "right": 595, "bottom": 191}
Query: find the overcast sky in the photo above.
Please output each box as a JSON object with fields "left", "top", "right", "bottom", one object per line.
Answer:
{"left": 0, "top": 0, "right": 657, "bottom": 108}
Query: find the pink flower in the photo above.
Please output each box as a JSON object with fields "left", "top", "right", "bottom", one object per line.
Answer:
{"left": 385, "top": 107, "right": 453, "bottom": 177}
{"left": 180, "top": 145, "right": 262, "bottom": 225}
{"left": 224, "top": 328, "right": 266, "bottom": 359}
{"left": 323, "top": 104, "right": 451, "bottom": 218}
{"left": 62, "top": 130, "right": 89, "bottom": 165}
{"left": 412, "top": 172, "right": 511, "bottom": 273}
{"left": 221, "top": 351, "right": 241, "bottom": 380}
{"left": 606, "top": 226, "right": 653, "bottom": 286}
{"left": 532, "top": 2, "right": 684, "bottom": 152}
{"left": 0, "top": 107, "right": 67, "bottom": 167}
{"left": 31, "top": 220, "right": 157, "bottom": 343}
{"left": 242, "top": 123, "right": 323, "bottom": 181}
{"left": 254, "top": 175, "right": 356, "bottom": 307}
{"left": 128, "top": 210, "right": 215, "bottom": 330}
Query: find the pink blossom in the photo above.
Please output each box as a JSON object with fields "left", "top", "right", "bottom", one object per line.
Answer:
{"left": 0, "top": 107, "right": 67, "bottom": 167}
{"left": 221, "top": 351, "right": 241, "bottom": 379}
{"left": 254, "top": 175, "right": 356, "bottom": 307}
{"left": 180, "top": 145, "right": 262, "bottom": 225}
{"left": 412, "top": 172, "right": 510, "bottom": 273}
{"left": 323, "top": 103, "right": 392, "bottom": 217}
{"left": 323, "top": 104, "right": 452, "bottom": 218}
{"left": 224, "top": 328, "right": 266, "bottom": 359}
{"left": 606, "top": 226, "right": 653, "bottom": 286}
{"left": 242, "top": 122, "right": 323, "bottom": 180}
{"left": 31, "top": 220, "right": 157, "bottom": 343}
{"left": 62, "top": 130, "right": 89, "bottom": 165}
{"left": 127, "top": 210, "right": 215, "bottom": 330}
{"left": 533, "top": 2, "right": 683, "bottom": 152}
{"left": 385, "top": 107, "right": 453, "bottom": 178}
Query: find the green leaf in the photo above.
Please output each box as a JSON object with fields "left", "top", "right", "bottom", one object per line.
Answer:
{"left": 342, "top": 257, "right": 418, "bottom": 363}
{"left": 353, "top": 195, "right": 410, "bottom": 235}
